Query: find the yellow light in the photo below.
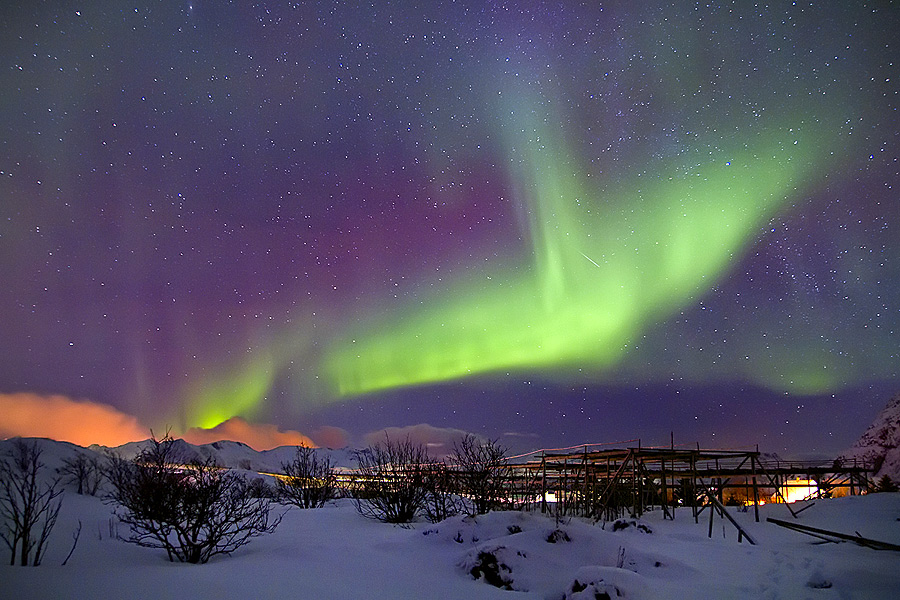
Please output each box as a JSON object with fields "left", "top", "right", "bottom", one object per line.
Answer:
{"left": 776, "top": 478, "right": 818, "bottom": 503}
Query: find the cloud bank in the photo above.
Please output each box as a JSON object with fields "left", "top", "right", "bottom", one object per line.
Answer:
{"left": 309, "top": 425, "right": 350, "bottom": 449}
{"left": 181, "top": 416, "right": 315, "bottom": 451}
{"left": 0, "top": 392, "right": 149, "bottom": 447}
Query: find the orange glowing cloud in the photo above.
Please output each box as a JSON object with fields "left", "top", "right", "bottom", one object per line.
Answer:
{"left": 310, "top": 425, "right": 350, "bottom": 449}
{"left": 0, "top": 392, "right": 149, "bottom": 447}
{"left": 181, "top": 417, "right": 315, "bottom": 451}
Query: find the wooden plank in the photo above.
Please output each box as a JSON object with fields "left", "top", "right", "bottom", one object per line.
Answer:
{"left": 766, "top": 518, "right": 900, "bottom": 551}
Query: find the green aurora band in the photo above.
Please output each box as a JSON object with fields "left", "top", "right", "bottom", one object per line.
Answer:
{"left": 184, "top": 350, "right": 277, "bottom": 430}
{"left": 178, "top": 330, "right": 332, "bottom": 432}
{"left": 323, "top": 116, "right": 840, "bottom": 398}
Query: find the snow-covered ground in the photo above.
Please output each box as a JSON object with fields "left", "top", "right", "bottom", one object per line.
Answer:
{"left": 3, "top": 439, "right": 900, "bottom": 599}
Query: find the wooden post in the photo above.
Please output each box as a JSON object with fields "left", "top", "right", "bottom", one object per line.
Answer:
{"left": 691, "top": 452, "right": 699, "bottom": 524}
{"left": 606, "top": 454, "right": 611, "bottom": 520}
{"left": 540, "top": 452, "right": 547, "bottom": 514}
{"left": 707, "top": 492, "right": 756, "bottom": 544}
{"left": 715, "top": 458, "right": 723, "bottom": 504}
{"left": 751, "top": 454, "right": 760, "bottom": 523}
{"left": 661, "top": 457, "right": 670, "bottom": 520}
{"left": 582, "top": 446, "right": 589, "bottom": 518}
{"left": 587, "top": 457, "right": 594, "bottom": 518}
{"left": 632, "top": 450, "right": 641, "bottom": 518}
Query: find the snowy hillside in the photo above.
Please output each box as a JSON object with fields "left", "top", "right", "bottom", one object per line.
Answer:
{"left": 2, "top": 438, "right": 900, "bottom": 599}
{"left": 841, "top": 391, "right": 900, "bottom": 481}
{"left": 99, "top": 437, "right": 358, "bottom": 473}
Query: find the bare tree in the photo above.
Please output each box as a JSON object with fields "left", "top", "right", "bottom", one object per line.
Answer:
{"left": 0, "top": 439, "right": 64, "bottom": 566}
{"left": 276, "top": 445, "right": 337, "bottom": 509}
{"left": 60, "top": 451, "right": 104, "bottom": 496}
{"left": 450, "top": 434, "right": 511, "bottom": 516}
{"left": 351, "top": 436, "right": 433, "bottom": 523}
{"left": 105, "top": 434, "right": 282, "bottom": 564}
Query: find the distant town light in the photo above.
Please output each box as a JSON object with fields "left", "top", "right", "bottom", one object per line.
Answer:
{"left": 777, "top": 478, "right": 818, "bottom": 503}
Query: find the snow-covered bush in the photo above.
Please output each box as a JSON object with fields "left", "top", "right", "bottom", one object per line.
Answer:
{"left": 546, "top": 528, "right": 571, "bottom": 543}
{"left": 468, "top": 548, "right": 515, "bottom": 590}
{"left": 247, "top": 476, "right": 276, "bottom": 498}
{"left": 276, "top": 445, "right": 336, "bottom": 508}
{"left": 450, "top": 434, "right": 511, "bottom": 516}
{"left": 609, "top": 518, "right": 652, "bottom": 534}
{"left": 105, "top": 434, "right": 282, "bottom": 564}
{"left": 59, "top": 451, "right": 104, "bottom": 496}
{"left": 351, "top": 436, "right": 433, "bottom": 523}
{"left": 422, "top": 460, "right": 462, "bottom": 523}
{"left": 565, "top": 576, "right": 622, "bottom": 600}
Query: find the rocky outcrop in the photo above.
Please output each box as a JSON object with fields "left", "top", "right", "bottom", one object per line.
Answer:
{"left": 840, "top": 392, "right": 900, "bottom": 480}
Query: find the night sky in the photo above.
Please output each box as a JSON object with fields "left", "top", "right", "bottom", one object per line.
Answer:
{"left": 1, "top": 1, "right": 896, "bottom": 455}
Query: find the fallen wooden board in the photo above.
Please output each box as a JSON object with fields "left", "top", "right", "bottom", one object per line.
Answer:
{"left": 766, "top": 517, "right": 900, "bottom": 551}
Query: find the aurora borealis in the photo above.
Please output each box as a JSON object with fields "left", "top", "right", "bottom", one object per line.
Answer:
{"left": 326, "top": 110, "right": 842, "bottom": 396}
{"left": 1, "top": 1, "right": 896, "bottom": 454}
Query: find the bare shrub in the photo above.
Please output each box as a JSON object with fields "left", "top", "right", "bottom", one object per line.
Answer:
{"left": 60, "top": 451, "right": 104, "bottom": 496}
{"left": 105, "top": 434, "right": 282, "bottom": 564}
{"left": 450, "top": 434, "right": 511, "bottom": 515}
{"left": 0, "top": 439, "right": 64, "bottom": 566}
{"left": 276, "top": 445, "right": 336, "bottom": 509}
{"left": 247, "top": 477, "right": 275, "bottom": 499}
{"left": 422, "top": 460, "right": 461, "bottom": 523}
{"left": 351, "top": 436, "right": 433, "bottom": 523}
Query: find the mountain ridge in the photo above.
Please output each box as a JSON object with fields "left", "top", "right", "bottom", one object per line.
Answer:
{"left": 840, "top": 391, "right": 900, "bottom": 481}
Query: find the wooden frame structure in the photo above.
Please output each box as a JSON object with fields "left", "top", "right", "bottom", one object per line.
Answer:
{"left": 508, "top": 444, "right": 873, "bottom": 523}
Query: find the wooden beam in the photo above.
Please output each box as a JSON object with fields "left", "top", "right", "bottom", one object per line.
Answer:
{"left": 766, "top": 518, "right": 900, "bottom": 552}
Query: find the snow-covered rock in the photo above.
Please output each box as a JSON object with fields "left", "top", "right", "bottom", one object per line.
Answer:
{"left": 840, "top": 391, "right": 900, "bottom": 480}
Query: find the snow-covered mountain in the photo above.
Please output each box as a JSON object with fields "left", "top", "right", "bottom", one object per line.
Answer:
{"left": 840, "top": 391, "right": 900, "bottom": 480}
{"left": 0, "top": 436, "right": 357, "bottom": 481}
